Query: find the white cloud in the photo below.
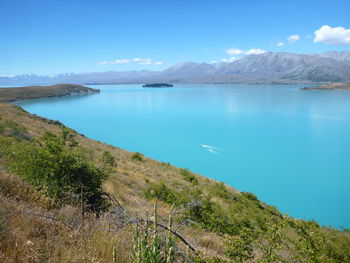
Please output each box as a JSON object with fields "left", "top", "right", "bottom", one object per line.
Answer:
{"left": 226, "top": 48, "right": 244, "bottom": 55}
{"left": 138, "top": 58, "right": 152, "bottom": 65}
{"left": 221, "top": 56, "right": 238, "bottom": 63}
{"left": 276, "top": 42, "right": 285, "bottom": 47}
{"left": 245, "top": 48, "right": 267, "bottom": 55}
{"left": 219, "top": 48, "right": 267, "bottom": 62}
{"left": 287, "top": 34, "right": 300, "bottom": 43}
{"left": 98, "top": 57, "right": 158, "bottom": 65}
{"left": 314, "top": 25, "right": 350, "bottom": 45}
{"left": 98, "top": 59, "right": 130, "bottom": 65}
{"left": 112, "top": 59, "right": 130, "bottom": 64}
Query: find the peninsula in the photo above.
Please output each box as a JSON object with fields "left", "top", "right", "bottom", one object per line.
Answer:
{"left": 0, "top": 84, "right": 99, "bottom": 103}
{"left": 302, "top": 82, "right": 350, "bottom": 90}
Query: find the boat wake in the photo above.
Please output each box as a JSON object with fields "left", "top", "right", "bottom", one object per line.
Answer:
{"left": 200, "top": 144, "right": 223, "bottom": 154}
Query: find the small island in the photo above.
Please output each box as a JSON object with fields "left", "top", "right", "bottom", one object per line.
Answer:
{"left": 302, "top": 82, "right": 350, "bottom": 91}
{"left": 0, "top": 84, "right": 100, "bottom": 102}
{"left": 142, "top": 83, "right": 173, "bottom": 88}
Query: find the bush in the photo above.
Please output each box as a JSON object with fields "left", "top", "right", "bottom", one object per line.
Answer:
{"left": 61, "top": 127, "right": 78, "bottom": 147}
{"left": 144, "top": 182, "right": 180, "bottom": 205}
{"left": 99, "top": 150, "right": 116, "bottom": 176}
{"left": 101, "top": 150, "right": 116, "bottom": 167}
{"left": 224, "top": 226, "right": 255, "bottom": 262}
{"left": 180, "top": 168, "right": 198, "bottom": 185}
{"left": 241, "top": 192, "right": 258, "bottom": 201}
{"left": 131, "top": 152, "right": 144, "bottom": 162}
{"left": 210, "top": 182, "right": 232, "bottom": 200}
{"left": 8, "top": 132, "right": 107, "bottom": 210}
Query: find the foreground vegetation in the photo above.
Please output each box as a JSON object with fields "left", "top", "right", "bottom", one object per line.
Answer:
{"left": 0, "top": 102, "right": 350, "bottom": 262}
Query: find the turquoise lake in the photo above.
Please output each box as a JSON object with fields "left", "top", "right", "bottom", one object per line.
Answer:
{"left": 16, "top": 84, "right": 350, "bottom": 228}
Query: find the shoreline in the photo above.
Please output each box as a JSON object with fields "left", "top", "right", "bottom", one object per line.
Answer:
{"left": 302, "top": 82, "right": 350, "bottom": 91}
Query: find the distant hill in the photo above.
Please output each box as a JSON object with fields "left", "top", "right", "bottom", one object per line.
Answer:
{"left": 1, "top": 51, "right": 350, "bottom": 85}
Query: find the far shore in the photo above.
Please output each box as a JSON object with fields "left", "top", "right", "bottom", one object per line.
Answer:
{"left": 302, "top": 82, "right": 350, "bottom": 91}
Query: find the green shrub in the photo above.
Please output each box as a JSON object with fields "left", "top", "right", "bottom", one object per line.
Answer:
{"left": 241, "top": 192, "right": 258, "bottom": 201}
{"left": 160, "top": 161, "right": 171, "bottom": 167}
{"left": 131, "top": 152, "right": 144, "bottom": 162}
{"left": 224, "top": 226, "right": 255, "bottom": 262}
{"left": 144, "top": 182, "right": 179, "bottom": 205}
{"left": 99, "top": 150, "right": 116, "bottom": 175}
{"left": 180, "top": 168, "right": 198, "bottom": 185}
{"left": 210, "top": 182, "right": 233, "bottom": 200}
{"left": 8, "top": 132, "right": 107, "bottom": 210}
{"left": 61, "top": 127, "right": 78, "bottom": 147}
{"left": 183, "top": 196, "right": 239, "bottom": 235}
{"left": 101, "top": 150, "right": 116, "bottom": 167}
{"left": 258, "top": 216, "right": 286, "bottom": 263}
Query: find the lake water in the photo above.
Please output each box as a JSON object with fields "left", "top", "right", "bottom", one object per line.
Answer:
{"left": 16, "top": 84, "right": 350, "bottom": 228}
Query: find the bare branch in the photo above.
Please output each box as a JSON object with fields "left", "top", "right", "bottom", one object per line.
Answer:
{"left": 22, "top": 211, "right": 74, "bottom": 230}
{"left": 108, "top": 218, "right": 196, "bottom": 252}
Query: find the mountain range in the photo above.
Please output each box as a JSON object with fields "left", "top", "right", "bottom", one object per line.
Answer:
{"left": 1, "top": 51, "right": 350, "bottom": 85}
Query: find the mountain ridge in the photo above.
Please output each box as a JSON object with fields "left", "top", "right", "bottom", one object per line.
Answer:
{"left": 1, "top": 51, "right": 350, "bottom": 85}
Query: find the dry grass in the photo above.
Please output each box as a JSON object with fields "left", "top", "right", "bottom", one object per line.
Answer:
{"left": 0, "top": 174, "right": 135, "bottom": 263}
{"left": 0, "top": 102, "right": 228, "bottom": 260}
{"left": 0, "top": 173, "right": 203, "bottom": 263}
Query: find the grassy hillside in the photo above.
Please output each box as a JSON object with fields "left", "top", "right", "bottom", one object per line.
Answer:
{"left": 0, "top": 101, "right": 350, "bottom": 262}
{"left": 0, "top": 84, "right": 99, "bottom": 102}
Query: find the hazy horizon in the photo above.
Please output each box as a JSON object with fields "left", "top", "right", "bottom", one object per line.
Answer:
{"left": 0, "top": 50, "right": 349, "bottom": 77}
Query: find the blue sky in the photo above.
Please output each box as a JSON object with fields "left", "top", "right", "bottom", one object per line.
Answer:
{"left": 1, "top": 0, "right": 350, "bottom": 75}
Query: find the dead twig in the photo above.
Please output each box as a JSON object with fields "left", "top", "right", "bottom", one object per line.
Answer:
{"left": 22, "top": 211, "right": 74, "bottom": 230}
{"left": 108, "top": 218, "right": 196, "bottom": 252}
